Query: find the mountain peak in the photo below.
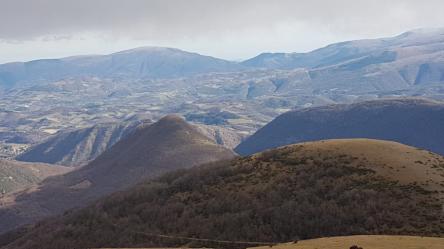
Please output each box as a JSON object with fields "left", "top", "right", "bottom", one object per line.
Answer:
{"left": 398, "top": 27, "right": 444, "bottom": 37}
{"left": 142, "top": 115, "right": 199, "bottom": 140}
{"left": 0, "top": 117, "right": 235, "bottom": 234}
{"left": 0, "top": 46, "right": 243, "bottom": 88}
{"left": 111, "top": 46, "right": 184, "bottom": 55}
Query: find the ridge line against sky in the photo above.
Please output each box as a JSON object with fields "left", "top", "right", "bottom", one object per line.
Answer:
{"left": 2, "top": 28, "right": 444, "bottom": 65}
{"left": 1, "top": 0, "right": 444, "bottom": 63}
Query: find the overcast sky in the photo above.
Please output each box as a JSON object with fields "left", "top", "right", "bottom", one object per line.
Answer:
{"left": 1, "top": 0, "right": 444, "bottom": 63}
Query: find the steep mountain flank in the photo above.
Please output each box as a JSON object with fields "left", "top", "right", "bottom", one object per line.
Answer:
{"left": 195, "top": 124, "right": 245, "bottom": 149}
{"left": 16, "top": 119, "right": 242, "bottom": 166}
{"left": 236, "top": 98, "right": 444, "bottom": 155}
{"left": 0, "top": 115, "right": 235, "bottom": 234}
{"left": 16, "top": 120, "right": 149, "bottom": 166}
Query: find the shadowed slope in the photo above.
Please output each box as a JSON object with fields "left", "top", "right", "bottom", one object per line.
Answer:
{"left": 16, "top": 120, "right": 149, "bottom": 166}
{"left": 0, "top": 115, "right": 235, "bottom": 234}
{"left": 16, "top": 118, "right": 243, "bottom": 167}
{"left": 236, "top": 98, "right": 444, "bottom": 155}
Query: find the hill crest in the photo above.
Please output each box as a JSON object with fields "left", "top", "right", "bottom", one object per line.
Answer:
{"left": 3, "top": 139, "right": 442, "bottom": 249}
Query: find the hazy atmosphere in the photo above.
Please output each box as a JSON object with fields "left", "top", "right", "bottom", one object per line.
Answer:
{"left": 1, "top": 1, "right": 444, "bottom": 249}
{"left": 2, "top": 0, "right": 444, "bottom": 62}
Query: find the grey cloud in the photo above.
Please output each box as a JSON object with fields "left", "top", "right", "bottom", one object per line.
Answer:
{"left": 2, "top": 0, "right": 444, "bottom": 41}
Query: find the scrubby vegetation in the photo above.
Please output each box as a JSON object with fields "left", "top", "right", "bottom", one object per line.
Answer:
{"left": 5, "top": 141, "right": 444, "bottom": 249}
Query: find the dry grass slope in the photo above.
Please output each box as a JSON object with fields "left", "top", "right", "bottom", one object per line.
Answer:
{"left": 251, "top": 235, "right": 444, "bottom": 249}
{"left": 265, "top": 139, "right": 444, "bottom": 193}
{"left": 63, "top": 236, "right": 444, "bottom": 249}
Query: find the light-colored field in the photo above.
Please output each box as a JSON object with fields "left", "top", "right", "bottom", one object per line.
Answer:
{"left": 252, "top": 235, "right": 444, "bottom": 249}
{"left": 96, "top": 235, "right": 444, "bottom": 249}
{"left": 96, "top": 248, "right": 203, "bottom": 249}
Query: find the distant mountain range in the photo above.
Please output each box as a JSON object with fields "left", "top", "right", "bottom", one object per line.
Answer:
{"left": 4, "top": 139, "right": 443, "bottom": 249}
{"left": 243, "top": 28, "right": 444, "bottom": 70}
{"left": 0, "top": 116, "right": 235, "bottom": 234}
{"left": 0, "top": 47, "right": 244, "bottom": 89}
{"left": 1, "top": 28, "right": 444, "bottom": 92}
{"left": 2, "top": 28, "right": 444, "bottom": 248}
{"left": 236, "top": 98, "right": 444, "bottom": 155}
{"left": 1, "top": 28, "right": 444, "bottom": 147}
{"left": 243, "top": 29, "right": 444, "bottom": 94}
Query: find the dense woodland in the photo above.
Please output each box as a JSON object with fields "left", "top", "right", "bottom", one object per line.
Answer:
{"left": 5, "top": 143, "right": 443, "bottom": 249}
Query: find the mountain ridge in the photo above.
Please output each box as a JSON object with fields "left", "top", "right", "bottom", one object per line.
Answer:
{"left": 242, "top": 28, "right": 444, "bottom": 69}
{"left": 235, "top": 98, "right": 444, "bottom": 156}
{"left": 0, "top": 47, "right": 244, "bottom": 89}
{"left": 0, "top": 115, "right": 236, "bottom": 234}
{"left": 15, "top": 118, "right": 243, "bottom": 166}
{"left": 16, "top": 120, "right": 149, "bottom": 166}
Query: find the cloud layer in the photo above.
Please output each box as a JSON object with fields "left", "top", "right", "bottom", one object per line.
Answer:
{"left": 1, "top": 0, "right": 444, "bottom": 62}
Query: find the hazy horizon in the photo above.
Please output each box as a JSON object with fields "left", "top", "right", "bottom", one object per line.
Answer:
{"left": 2, "top": 27, "right": 444, "bottom": 64}
{"left": 2, "top": 0, "right": 444, "bottom": 63}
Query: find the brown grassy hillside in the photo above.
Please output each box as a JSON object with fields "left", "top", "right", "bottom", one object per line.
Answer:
{"left": 251, "top": 235, "right": 444, "bottom": 249}
{"left": 4, "top": 139, "right": 443, "bottom": 249}
{"left": 0, "top": 115, "right": 235, "bottom": 235}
